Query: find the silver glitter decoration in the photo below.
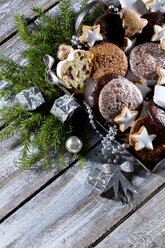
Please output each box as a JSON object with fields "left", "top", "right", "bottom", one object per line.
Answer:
{"left": 65, "top": 136, "right": 83, "bottom": 153}
{"left": 71, "top": 35, "right": 83, "bottom": 49}
{"left": 43, "top": 54, "right": 59, "bottom": 85}
{"left": 108, "top": 4, "right": 119, "bottom": 13}
{"left": 15, "top": 86, "right": 45, "bottom": 110}
{"left": 83, "top": 101, "right": 103, "bottom": 138}
{"left": 50, "top": 94, "right": 79, "bottom": 123}
{"left": 84, "top": 101, "right": 136, "bottom": 202}
{"left": 87, "top": 163, "right": 137, "bottom": 201}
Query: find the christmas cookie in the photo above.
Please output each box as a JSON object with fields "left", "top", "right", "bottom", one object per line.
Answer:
{"left": 114, "top": 107, "right": 138, "bottom": 132}
{"left": 153, "top": 84, "right": 165, "bottom": 108}
{"left": 130, "top": 42, "right": 165, "bottom": 80}
{"left": 152, "top": 24, "right": 165, "bottom": 50}
{"left": 79, "top": 25, "right": 103, "bottom": 47}
{"left": 56, "top": 50, "right": 93, "bottom": 94}
{"left": 94, "top": 12, "right": 125, "bottom": 47}
{"left": 89, "top": 73, "right": 122, "bottom": 109}
{"left": 120, "top": 8, "right": 148, "bottom": 38}
{"left": 122, "top": 37, "right": 136, "bottom": 54}
{"left": 129, "top": 116, "right": 165, "bottom": 162}
{"left": 136, "top": 12, "right": 165, "bottom": 45}
{"left": 142, "top": 0, "right": 165, "bottom": 13}
{"left": 57, "top": 44, "right": 74, "bottom": 61}
{"left": 157, "top": 68, "right": 165, "bottom": 84}
{"left": 98, "top": 78, "right": 143, "bottom": 123}
{"left": 147, "top": 99, "right": 165, "bottom": 130}
{"left": 89, "top": 43, "right": 128, "bottom": 81}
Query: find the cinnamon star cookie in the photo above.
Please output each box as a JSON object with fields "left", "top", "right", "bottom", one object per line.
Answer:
{"left": 129, "top": 116, "right": 165, "bottom": 162}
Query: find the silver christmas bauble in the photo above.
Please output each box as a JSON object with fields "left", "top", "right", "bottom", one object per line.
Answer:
{"left": 65, "top": 136, "right": 83, "bottom": 153}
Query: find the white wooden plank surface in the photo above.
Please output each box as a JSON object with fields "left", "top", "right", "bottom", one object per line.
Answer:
{"left": 96, "top": 187, "right": 165, "bottom": 248}
{"left": 0, "top": 0, "right": 58, "bottom": 44}
{"left": 0, "top": 143, "right": 165, "bottom": 248}
{"left": 0, "top": 0, "right": 100, "bottom": 219}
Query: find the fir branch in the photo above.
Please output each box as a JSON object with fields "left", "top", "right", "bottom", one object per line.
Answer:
{"left": 14, "top": 14, "right": 36, "bottom": 48}
{"left": 0, "top": 2, "right": 90, "bottom": 170}
{"left": 58, "top": 0, "right": 76, "bottom": 41}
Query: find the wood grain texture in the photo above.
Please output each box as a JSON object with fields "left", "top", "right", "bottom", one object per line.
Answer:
{"left": 0, "top": 0, "right": 58, "bottom": 44}
{"left": 0, "top": 122, "right": 99, "bottom": 220}
{"left": 0, "top": 0, "right": 100, "bottom": 219}
{"left": 0, "top": 143, "right": 165, "bottom": 248}
{"left": 96, "top": 187, "right": 165, "bottom": 248}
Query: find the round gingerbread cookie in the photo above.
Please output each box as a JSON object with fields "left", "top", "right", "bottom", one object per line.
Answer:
{"left": 147, "top": 99, "right": 165, "bottom": 130}
{"left": 98, "top": 78, "right": 143, "bottom": 123}
{"left": 89, "top": 73, "right": 122, "bottom": 109}
{"left": 129, "top": 116, "right": 165, "bottom": 162}
{"left": 89, "top": 43, "right": 128, "bottom": 81}
{"left": 94, "top": 12, "right": 125, "bottom": 47}
{"left": 136, "top": 12, "right": 165, "bottom": 45}
{"left": 130, "top": 42, "right": 165, "bottom": 80}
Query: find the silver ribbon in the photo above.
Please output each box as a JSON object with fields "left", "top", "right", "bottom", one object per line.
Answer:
{"left": 88, "top": 162, "right": 137, "bottom": 201}
{"left": 43, "top": 54, "right": 59, "bottom": 85}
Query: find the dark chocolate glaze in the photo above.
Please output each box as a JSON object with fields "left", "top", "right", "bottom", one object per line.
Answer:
{"left": 136, "top": 12, "right": 165, "bottom": 45}
{"left": 147, "top": 99, "right": 165, "bottom": 130}
{"left": 89, "top": 73, "right": 122, "bottom": 109}
{"left": 95, "top": 12, "right": 125, "bottom": 47}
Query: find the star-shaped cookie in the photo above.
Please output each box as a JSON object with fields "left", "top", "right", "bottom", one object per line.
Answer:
{"left": 79, "top": 25, "right": 103, "bottom": 47}
{"left": 132, "top": 126, "right": 156, "bottom": 151}
{"left": 120, "top": 8, "right": 148, "bottom": 38}
{"left": 157, "top": 68, "right": 165, "bottom": 85}
{"left": 135, "top": 80, "right": 151, "bottom": 99}
{"left": 152, "top": 24, "right": 165, "bottom": 41}
{"left": 114, "top": 107, "right": 138, "bottom": 132}
{"left": 142, "top": 0, "right": 165, "bottom": 12}
{"left": 122, "top": 37, "right": 136, "bottom": 54}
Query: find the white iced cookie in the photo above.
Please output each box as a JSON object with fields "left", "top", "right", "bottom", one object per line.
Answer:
{"left": 114, "top": 106, "right": 138, "bottom": 132}
{"left": 152, "top": 24, "right": 165, "bottom": 50}
{"left": 153, "top": 84, "right": 165, "bottom": 108}
{"left": 56, "top": 50, "right": 93, "bottom": 94}
{"left": 79, "top": 25, "right": 103, "bottom": 47}
{"left": 122, "top": 37, "right": 136, "bottom": 54}
{"left": 157, "top": 68, "right": 165, "bottom": 85}
{"left": 142, "top": 0, "right": 165, "bottom": 12}
{"left": 132, "top": 126, "right": 156, "bottom": 151}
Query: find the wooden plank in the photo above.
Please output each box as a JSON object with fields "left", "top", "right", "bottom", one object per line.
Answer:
{"left": 0, "top": 143, "right": 165, "bottom": 248}
{"left": 0, "top": 122, "right": 99, "bottom": 220}
{"left": 96, "top": 187, "right": 165, "bottom": 248}
{"left": 0, "top": 0, "right": 58, "bottom": 45}
{"left": 0, "top": 0, "right": 101, "bottom": 219}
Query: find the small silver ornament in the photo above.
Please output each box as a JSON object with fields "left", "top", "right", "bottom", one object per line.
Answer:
{"left": 15, "top": 86, "right": 45, "bottom": 110}
{"left": 65, "top": 136, "right": 83, "bottom": 153}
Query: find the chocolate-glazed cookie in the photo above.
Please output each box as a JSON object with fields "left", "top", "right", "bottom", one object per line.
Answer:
{"left": 136, "top": 12, "right": 165, "bottom": 45}
{"left": 130, "top": 42, "right": 165, "bottom": 80}
{"left": 98, "top": 78, "right": 143, "bottom": 123}
{"left": 129, "top": 116, "right": 165, "bottom": 162}
{"left": 95, "top": 12, "right": 125, "bottom": 47}
{"left": 89, "top": 73, "right": 122, "bottom": 109}
{"left": 147, "top": 99, "right": 165, "bottom": 130}
{"left": 90, "top": 42, "right": 128, "bottom": 81}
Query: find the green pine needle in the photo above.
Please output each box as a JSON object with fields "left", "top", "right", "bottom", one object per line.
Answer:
{"left": 0, "top": 0, "right": 103, "bottom": 170}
